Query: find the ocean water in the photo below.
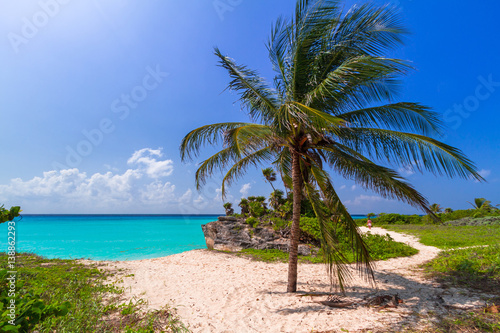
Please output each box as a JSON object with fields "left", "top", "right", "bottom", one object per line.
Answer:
{"left": 0, "top": 215, "right": 218, "bottom": 261}
{"left": 0, "top": 214, "right": 367, "bottom": 261}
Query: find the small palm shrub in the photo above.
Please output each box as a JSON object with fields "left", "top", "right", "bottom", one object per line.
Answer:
{"left": 245, "top": 217, "right": 259, "bottom": 228}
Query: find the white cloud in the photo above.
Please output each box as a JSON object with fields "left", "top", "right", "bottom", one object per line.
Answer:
{"left": 398, "top": 166, "right": 415, "bottom": 176}
{"left": 215, "top": 187, "right": 223, "bottom": 201}
{"left": 0, "top": 149, "right": 209, "bottom": 213}
{"left": 127, "top": 148, "right": 173, "bottom": 178}
{"left": 240, "top": 183, "right": 251, "bottom": 197}
{"left": 345, "top": 195, "right": 385, "bottom": 206}
{"left": 351, "top": 185, "right": 357, "bottom": 191}
{"left": 478, "top": 169, "right": 491, "bottom": 179}
{"left": 1, "top": 168, "right": 142, "bottom": 210}
{"left": 339, "top": 185, "right": 346, "bottom": 190}
{"left": 140, "top": 181, "right": 176, "bottom": 204}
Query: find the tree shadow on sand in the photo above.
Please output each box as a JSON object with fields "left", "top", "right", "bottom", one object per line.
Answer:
{"left": 260, "top": 267, "right": 496, "bottom": 331}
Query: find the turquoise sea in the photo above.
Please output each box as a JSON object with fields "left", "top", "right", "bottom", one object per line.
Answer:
{"left": 0, "top": 215, "right": 218, "bottom": 261}
{"left": 0, "top": 214, "right": 367, "bottom": 261}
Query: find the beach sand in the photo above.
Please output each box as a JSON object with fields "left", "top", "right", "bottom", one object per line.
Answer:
{"left": 103, "top": 227, "right": 488, "bottom": 332}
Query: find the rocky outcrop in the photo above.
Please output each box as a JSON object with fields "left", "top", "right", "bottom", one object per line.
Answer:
{"left": 201, "top": 217, "right": 318, "bottom": 256}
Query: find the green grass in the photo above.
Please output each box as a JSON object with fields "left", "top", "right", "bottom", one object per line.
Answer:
{"left": 236, "top": 232, "right": 418, "bottom": 263}
{"left": 381, "top": 225, "right": 500, "bottom": 249}
{"left": 0, "top": 252, "right": 188, "bottom": 333}
{"left": 422, "top": 245, "right": 500, "bottom": 294}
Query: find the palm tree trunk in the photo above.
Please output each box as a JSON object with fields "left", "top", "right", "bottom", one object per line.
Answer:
{"left": 287, "top": 150, "right": 302, "bottom": 292}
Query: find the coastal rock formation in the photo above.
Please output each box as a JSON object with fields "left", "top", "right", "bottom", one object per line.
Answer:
{"left": 201, "top": 217, "right": 317, "bottom": 256}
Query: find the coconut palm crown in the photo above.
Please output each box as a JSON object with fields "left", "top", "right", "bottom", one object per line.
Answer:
{"left": 469, "top": 198, "right": 498, "bottom": 212}
{"left": 180, "top": 0, "right": 483, "bottom": 292}
{"left": 262, "top": 167, "right": 277, "bottom": 191}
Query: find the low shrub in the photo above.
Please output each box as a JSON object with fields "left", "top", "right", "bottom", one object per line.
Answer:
{"left": 299, "top": 216, "right": 322, "bottom": 240}
{"left": 0, "top": 253, "right": 188, "bottom": 332}
{"left": 248, "top": 202, "right": 265, "bottom": 217}
{"left": 362, "top": 232, "right": 418, "bottom": 261}
{"left": 270, "top": 217, "right": 289, "bottom": 231}
{"left": 296, "top": 217, "right": 418, "bottom": 262}
{"left": 245, "top": 217, "right": 260, "bottom": 228}
{"left": 445, "top": 216, "right": 500, "bottom": 226}
{"left": 440, "top": 209, "right": 500, "bottom": 222}
{"left": 237, "top": 232, "right": 418, "bottom": 263}
{"left": 373, "top": 213, "right": 423, "bottom": 225}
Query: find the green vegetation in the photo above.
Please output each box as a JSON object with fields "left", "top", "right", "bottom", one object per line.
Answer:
{"left": 245, "top": 217, "right": 260, "bottom": 228}
{"left": 223, "top": 202, "right": 234, "bottom": 216}
{"left": 429, "top": 203, "right": 443, "bottom": 214}
{"left": 431, "top": 310, "right": 500, "bottom": 333}
{"left": 423, "top": 246, "right": 500, "bottom": 294}
{"left": 382, "top": 225, "right": 500, "bottom": 249}
{"left": 445, "top": 216, "right": 500, "bottom": 226}
{"left": 469, "top": 197, "right": 499, "bottom": 212}
{"left": 354, "top": 206, "right": 500, "bottom": 227}
{"left": 416, "top": 246, "right": 500, "bottom": 332}
{"left": 262, "top": 167, "right": 277, "bottom": 191}
{"left": 0, "top": 205, "right": 21, "bottom": 224}
{"left": 237, "top": 231, "right": 417, "bottom": 264}
{"left": 0, "top": 253, "right": 187, "bottom": 333}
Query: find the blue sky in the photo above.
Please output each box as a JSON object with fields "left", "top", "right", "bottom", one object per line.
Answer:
{"left": 0, "top": 0, "right": 499, "bottom": 214}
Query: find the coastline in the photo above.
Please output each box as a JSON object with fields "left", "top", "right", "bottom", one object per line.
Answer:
{"left": 101, "top": 227, "right": 486, "bottom": 333}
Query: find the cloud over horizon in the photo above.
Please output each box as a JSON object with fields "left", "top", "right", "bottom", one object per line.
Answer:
{"left": 0, "top": 148, "right": 222, "bottom": 214}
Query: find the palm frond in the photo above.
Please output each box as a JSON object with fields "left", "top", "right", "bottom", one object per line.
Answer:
{"left": 302, "top": 181, "right": 354, "bottom": 291}
{"left": 225, "top": 124, "right": 277, "bottom": 155}
{"left": 195, "top": 147, "right": 238, "bottom": 190}
{"left": 221, "top": 146, "right": 276, "bottom": 197}
{"left": 334, "top": 128, "right": 484, "bottom": 181}
{"left": 180, "top": 122, "right": 250, "bottom": 161}
{"left": 333, "top": 3, "right": 407, "bottom": 56}
{"left": 315, "top": 142, "right": 434, "bottom": 215}
{"left": 306, "top": 56, "right": 410, "bottom": 109}
{"left": 338, "top": 102, "right": 443, "bottom": 136}
{"left": 289, "top": 101, "right": 347, "bottom": 136}
{"left": 308, "top": 164, "right": 375, "bottom": 285}
{"left": 214, "top": 48, "right": 280, "bottom": 124}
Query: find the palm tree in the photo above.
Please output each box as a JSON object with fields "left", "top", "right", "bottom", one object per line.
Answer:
{"left": 262, "top": 167, "right": 277, "bottom": 191}
{"left": 256, "top": 196, "right": 267, "bottom": 204}
{"left": 444, "top": 207, "right": 453, "bottom": 214}
{"left": 429, "top": 203, "right": 442, "bottom": 214}
{"left": 223, "top": 202, "right": 234, "bottom": 216}
{"left": 270, "top": 189, "right": 285, "bottom": 211}
{"left": 239, "top": 198, "right": 249, "bottom": 216}
{"left": 180, "top": 0, "right": 482, "bottom": 292}
{"left": 469, "top": 198, "right": 496, "bottom": 212}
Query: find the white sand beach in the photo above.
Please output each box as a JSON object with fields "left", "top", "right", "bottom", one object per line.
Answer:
{"left": 104, "top": 228, "right": 488, "bottom": 332}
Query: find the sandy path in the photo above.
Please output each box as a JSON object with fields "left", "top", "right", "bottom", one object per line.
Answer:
{"left": 104, "top": 227, "right": 488, "bottom": 332}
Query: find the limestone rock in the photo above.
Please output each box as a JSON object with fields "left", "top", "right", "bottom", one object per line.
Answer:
{"left": 201, "top": 217, "right": 318, "bottom": 256}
